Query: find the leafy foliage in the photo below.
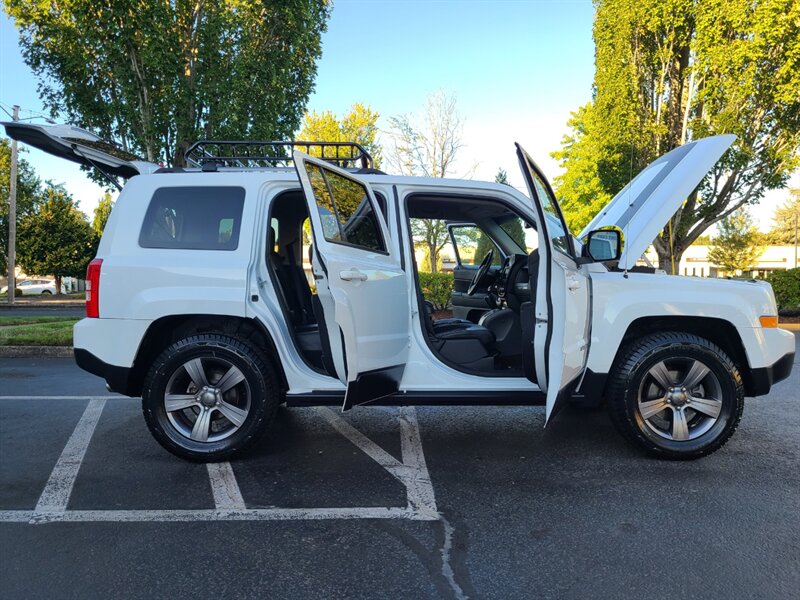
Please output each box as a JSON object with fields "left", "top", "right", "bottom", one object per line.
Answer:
{"left": 0, "top": 139, "right": 42, "bottom": 275}
{"left": 553, "top": 0, "right": 800, "bottom": 271}
{"left": 707, "top": 210, "right": 763, "bottom": 273}
{"left": 5, "top": 0, "right": 332, "bottom": 166}
{"left": 16, "top": 186, "right": 98, "bottom": 292}
{"left": 765, "top": 188, "right": 800, "bottom": 244}
{"left": 297, "top": 103, "right": 382, "bottom": 167}
{"left": 767, "top": 268, "right": 800, "bottom": 309}
{"left": 92, "top": 192, "right": 115, "bottom": 236}
{"left": 418, "top": 272, "right": 454, "bottom": 310}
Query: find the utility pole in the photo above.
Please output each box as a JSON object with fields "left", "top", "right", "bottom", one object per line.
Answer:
{"left": 7, "top": 105, "right": 19, "bottom": 305}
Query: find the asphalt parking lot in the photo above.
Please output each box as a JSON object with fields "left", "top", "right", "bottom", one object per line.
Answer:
{"left": 1, "top": 335, "right": 798, "bottom": 600}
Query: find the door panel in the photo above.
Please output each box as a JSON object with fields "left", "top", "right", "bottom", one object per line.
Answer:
{"left": 516, "top": 143, "right": 590, "bottom": 423}
{"left": 294, "top": 152, "right": 410, "bottom": 410}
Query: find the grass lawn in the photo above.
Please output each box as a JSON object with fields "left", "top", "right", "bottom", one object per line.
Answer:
{"left": 0, "top": 317, "right": 79, "bottom": 346}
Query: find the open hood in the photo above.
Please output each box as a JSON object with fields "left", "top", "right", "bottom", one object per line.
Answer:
{"left": 579, "top": 134, "right": 736, "bottom": 270}
{"left": 2, "top": 121, "right": 159, "bottom": 178}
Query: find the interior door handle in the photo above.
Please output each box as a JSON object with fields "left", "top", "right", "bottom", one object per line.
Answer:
{"left": 340, "top": 269, "right": 368, "bottom": 282}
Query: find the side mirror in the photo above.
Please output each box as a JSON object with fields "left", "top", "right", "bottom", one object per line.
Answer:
{"left": 582, "top": 229, "right": 622, "bottom": 262}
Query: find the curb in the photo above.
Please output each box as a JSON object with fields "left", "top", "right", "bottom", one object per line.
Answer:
{"left": 780, "top": 323, "right": 800, "bottom": 331}
{"left": 0, "top": 346, "right": 73, "bottom": 358}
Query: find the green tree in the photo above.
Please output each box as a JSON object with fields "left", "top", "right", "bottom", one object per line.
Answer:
{"left": 766, "top": 188, "right": 800, "bottom": 244}
{"left": 389, "top": 91, "right": 467, "bottom": 272}
{"left": 707, "top": 209, "right": 763, "bottom": 274}
{"left": 1, "top": 139, "right": 42, "bottom": 276}
{"left": 495, "top": 168, "right": 510, "bottom": 186}
{"left": 553, "top": 0, "right": 800, "bottom": 273}
{"left": 92, "top": 192, "right": 115, "bottom": 236}
{"left": 5, "top": 0, "right": 331, "bottom": 166}
{"left": 298, "top": 103, "right": 382, "bottom": 167}
{"left": 17, "top": 186, "right": 97, "bottom": 293}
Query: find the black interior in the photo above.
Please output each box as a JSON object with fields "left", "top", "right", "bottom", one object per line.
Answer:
{"left": 267, "top": 190, "right": 334, "bottom": 375}
{"left": 407, "top": 194, "right": 540, "bottom": 378}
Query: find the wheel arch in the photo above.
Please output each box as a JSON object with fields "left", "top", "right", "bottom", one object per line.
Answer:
{"left": 613, "top": 316, "right": 755, "bottom": 395}
{"left": 127, "top": 314, "right": 288, "bottom": 397}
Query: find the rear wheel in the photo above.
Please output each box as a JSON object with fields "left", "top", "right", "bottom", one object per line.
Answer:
{"left": 41, "top": 290, "right": 52, "bottom": 295}
{"left": 142, "top": 334, "right": 280, "bottom": 461}
{"left": 607, "top": 332, "right": 744, "bottom": 460}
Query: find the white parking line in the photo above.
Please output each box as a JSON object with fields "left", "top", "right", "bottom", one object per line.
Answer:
{"left": 315, "top": 406, "right": 438, "bottom": 516}
{"left": 0, "top": 396, "right": 120, "bottom": 401}
{"left": 207, "top": 462, "right": 246, "bottom": 510}
{"left": 32, "top": 398, "right": 106, "bottom": 515}
{"left": 0, "top": 396, "right": 440, "bottom": 524}
{"left": 0, "top": 507, "right": 437, "bottom": 524}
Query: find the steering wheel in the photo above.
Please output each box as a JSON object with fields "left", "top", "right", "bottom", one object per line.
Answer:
{"left": 467, "top": 249, "right": 494, "bottom": 296}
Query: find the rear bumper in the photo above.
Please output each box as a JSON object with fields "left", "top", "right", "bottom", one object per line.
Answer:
{"left": 74, "top": 348, "right": 135, "bottom": 396}
{"left": 748, "top": 350, "right": 795, "bottom": 397}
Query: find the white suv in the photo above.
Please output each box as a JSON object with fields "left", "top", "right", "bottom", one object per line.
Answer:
{"left": 5, "top": 123, "right": 794, "bottom": 461}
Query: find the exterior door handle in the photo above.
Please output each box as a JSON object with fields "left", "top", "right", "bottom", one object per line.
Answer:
{"left": 340, "top": 269, "right": 368, "bottom": 282}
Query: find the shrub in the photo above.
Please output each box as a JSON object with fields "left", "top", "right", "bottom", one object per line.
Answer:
{"left": 767, "top": 268, "right": 800, "bottom": 309}
{"left": 418, "top": 272, "right": 454, "bottom": 310}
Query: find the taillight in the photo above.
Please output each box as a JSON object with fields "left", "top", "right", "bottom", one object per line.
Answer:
{"left": 86, "top": 258, "right": 103, "bottom": 318}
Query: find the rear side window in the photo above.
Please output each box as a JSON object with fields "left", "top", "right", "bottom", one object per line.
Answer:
{"left": 305, "top": 163, "right": 386, "bottom": 253}
{"left": 139, "top": 187, "right": 245, "bottom": 250}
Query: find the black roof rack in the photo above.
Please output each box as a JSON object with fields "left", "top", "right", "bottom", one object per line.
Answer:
{"left": 184, "top": 140, "right": 374, "bottom": 170}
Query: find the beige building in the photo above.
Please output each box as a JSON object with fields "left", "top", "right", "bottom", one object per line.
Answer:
{"left": 643, "top": 245, "right": 799, "bottom": 278}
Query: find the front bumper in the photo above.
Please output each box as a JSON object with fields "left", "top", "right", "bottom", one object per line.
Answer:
{"left": 748, "top": 350, "right": 795, "bottom": 396}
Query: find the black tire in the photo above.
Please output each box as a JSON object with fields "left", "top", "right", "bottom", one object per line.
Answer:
{"left": 606, "top": 332, "right": 744, "bottom": 460}
{"left": 41, "top": 290, "right": 52, "bottom": 295}
{"left": 142, "top": 333, "right": 281, "bottom": 461}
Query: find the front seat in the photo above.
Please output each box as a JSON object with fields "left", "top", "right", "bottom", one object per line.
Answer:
{"left": 419, "top": 297, "right": 496, "bottom": 371}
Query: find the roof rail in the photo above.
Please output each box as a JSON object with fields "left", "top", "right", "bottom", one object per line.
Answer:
{"left": 184, "top": 140, "right": 374, "bottom": 170}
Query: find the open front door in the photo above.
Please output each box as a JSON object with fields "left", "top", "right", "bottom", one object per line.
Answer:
{"left": 516, "top": 144, "right": 591, "bottom": 424}
{"left": 293, "top": 151, "right": 409, "bottom": 410}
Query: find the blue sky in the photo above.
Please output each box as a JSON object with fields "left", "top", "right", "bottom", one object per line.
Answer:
{"left": 0, "top": 0, "right": 794, "bottom": 229}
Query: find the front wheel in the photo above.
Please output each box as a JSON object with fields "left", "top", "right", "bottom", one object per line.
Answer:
{"left": 142, "top": 334, "right": 280, "bottom": 461}
{"left": 606, "top": 332, "right": 744, "bottom": 460}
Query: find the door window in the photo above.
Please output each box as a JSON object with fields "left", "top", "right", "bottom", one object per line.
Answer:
{"left": 517, "top": 148, "right": 574, "bottom": 257}
{"left": 305, "top": 163, "right": 386, "bottom": 253}
{"left": 450, "top": 225, "right": 503, "bottom": 267}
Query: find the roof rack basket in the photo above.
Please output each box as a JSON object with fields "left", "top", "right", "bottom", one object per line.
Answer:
{"left": 184, "top": 140, "right": 374, "bottom": 170}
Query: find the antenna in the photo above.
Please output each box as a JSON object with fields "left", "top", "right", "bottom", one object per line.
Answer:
{"left": 623, "top": 140, "right": 635, "bottom": 279}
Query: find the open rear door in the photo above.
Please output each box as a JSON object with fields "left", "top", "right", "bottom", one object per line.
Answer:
{"left": 516, "top": 144, "right": 591, "bottom": 424}
{"left": 2, "top": 121, "right": 158, "bottom": 178}
{"left": 293, "top": 151, "right": 409, "bottom": 410}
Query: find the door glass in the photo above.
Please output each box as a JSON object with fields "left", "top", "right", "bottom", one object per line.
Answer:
{"left": 305, "top": 163, "right": 386, "bottom": 252}
{"left": 450, "top": 225, "right": 503, "bottom": 267}
{"left": 497, "top": 215, "right": 538, "bottom": 254}
{"left": 518, "top": 149, "right": 574, "bottom": 256}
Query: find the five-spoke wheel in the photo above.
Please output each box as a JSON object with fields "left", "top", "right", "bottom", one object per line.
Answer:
{"left": 142, "top": 334, "right": 280, "bottom": 461}
{"left": 607, "top": 332, "right": 744, "bottom": 460}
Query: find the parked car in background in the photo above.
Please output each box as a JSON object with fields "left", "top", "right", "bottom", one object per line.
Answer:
{"left": 1, "top": 279, "right": 59, "bottom": 295}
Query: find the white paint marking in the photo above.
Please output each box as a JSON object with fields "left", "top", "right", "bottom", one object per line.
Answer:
{"left": 0, "top": 395, "right": 121, "bottom": 401}
{"left": 440, "top": 514, "right": 469, "bottom": 600}
{"left": 315, "top": 407, "right": 436, "bottom": 513}
{"left": 399, "top": 406, "right": 438, "bottom": 515}
{"left": 207, "top": 462, "right": 246, "bottom": 510}
{"left": 0, "top": 507, "right": 439, "bottom": 525}
{"left": 33, "top": 398, "right": 106, "bottom": 515}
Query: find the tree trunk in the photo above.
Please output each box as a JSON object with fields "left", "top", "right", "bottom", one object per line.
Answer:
{"left": 54, "top": 275, "right": 62, "bottom": 296}
{"left": 654, "top": 246, "right": 686, "bottom": 275}
{"left": 428, "top": 242, "right": 438, "bottom": 273}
